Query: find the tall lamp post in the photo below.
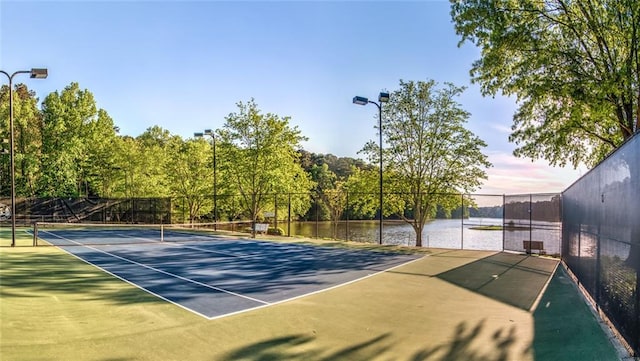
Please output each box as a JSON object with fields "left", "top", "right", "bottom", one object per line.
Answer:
{"left": 194, "top": 129, "right": 217, "bottom": 230}
{"left": 0, "top": 68, "right": 48, "bottom": 247}
{"left": 353, "top": 91, "right": 389, "bottom": 245}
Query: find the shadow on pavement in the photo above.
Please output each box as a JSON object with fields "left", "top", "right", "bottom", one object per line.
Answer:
{"left": 220, "top": 319, "right": 527, "bottom": 361}
{"left": 436, "top": 252, "right": 558, "bottom": 310}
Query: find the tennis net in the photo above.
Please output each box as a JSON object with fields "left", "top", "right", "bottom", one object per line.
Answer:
{"left": 32, "top": 221, "right": 258, "bottom": 247}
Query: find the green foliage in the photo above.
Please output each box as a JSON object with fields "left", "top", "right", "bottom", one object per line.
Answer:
{"left": 298, "top": 150, "right": 373, "bottom": 179}
{"left": 166, "top": 137, "right": 213, "bottom": 222}
{"left": 83, "top": 109, "right": 120, "bottom": 196}
{"left": 131, "top": 126, "right": 174, "bottom": 197}
{"left": 450, "top": 0, "right": 640, "bottom": 167}
{"left": 310, "top": 163, "right": 349, "bottom": 238}
{"left": 267, "top": 227, "right": 285, "bottom": 236}
{"left": 301, "top": 152, "right": 375, "bottom": 224}
{"left": 39, "top": 82, "right": 114, "bottom": 196}
{"left": 217, "top": 99, "right": 314, "bottom": 231}
{"left": 344, "top": 167, "right": 379, "bottom": 220}
{"left": 0, "top": 84, "right": 43, "bottom": 197}
{"left": 5, "top": 80, "right": 492, "bottom": 234}
{"left": 362, "top": 79, "right": 491, "bottom": 246}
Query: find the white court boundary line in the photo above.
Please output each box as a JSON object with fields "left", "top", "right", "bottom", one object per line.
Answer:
{"left": 206, "top": 255, "right": 426, "bottom": 321}
{"left": 36, "top": 230, "right": 424, "bottom": 320}
{"left": 38, "top": 230, "right": 270, "bottom": 313}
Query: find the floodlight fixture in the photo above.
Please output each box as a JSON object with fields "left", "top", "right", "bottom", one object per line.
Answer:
{"left": 194, "top": 132, "right": 204, "bottom": 138}
{"left": 378, "top": 92, "right": 389, "bottom": 103}
{"left": 30, "top": 68, "right": 48, "bottom": 79}
{"left": 204, "top": 129, "right": 213, "bottom": 136}
{"left": 352, "top": 96, "right": 369, "bottom": 106}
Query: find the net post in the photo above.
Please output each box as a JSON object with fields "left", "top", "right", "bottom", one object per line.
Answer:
{"left": 33, "top": 222, "right": 38, "bottom": 247}
{"left": 161, "top": 224, "right": 164, "bottom": 242}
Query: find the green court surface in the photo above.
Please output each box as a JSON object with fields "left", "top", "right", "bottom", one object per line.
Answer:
{"left": 0, "top": 243, "right": 625, "bottom": 361}
{"left": 0, "top": 227, "right": 34, "bottom": 247}
{"left": 532, "top": 265, "right": 622, "bottom": 361}
{"left": 437, "top": 252, "right": 559, "bottom": 310}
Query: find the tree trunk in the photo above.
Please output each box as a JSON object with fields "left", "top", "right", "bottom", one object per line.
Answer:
{"left": 414, "top": 221, "right": 423, "bottom": 247}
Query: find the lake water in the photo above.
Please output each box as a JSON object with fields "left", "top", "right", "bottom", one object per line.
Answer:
{"left": 284, "top": 217, "right": 505, "bottom": 250}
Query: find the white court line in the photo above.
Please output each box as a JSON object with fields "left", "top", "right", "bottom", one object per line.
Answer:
{"left": 33, "top": 232, "right": 213, "bottom": 318}
{"left": 39, "top": 230, "right": 270, "bottom": 307}
{"left": 203, "top": 255, "right": 426, "bottom": 320}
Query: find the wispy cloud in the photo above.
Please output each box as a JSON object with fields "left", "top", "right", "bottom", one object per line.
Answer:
{"left": 489, "top": 123, "right": 512, "bottom": 134}
{"left": 477, "top": 152, "right": 586, "bottom": 195}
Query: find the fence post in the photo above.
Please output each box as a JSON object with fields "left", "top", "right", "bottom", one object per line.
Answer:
{"left": 502, "top": 194, "right": 505, "bottom": 252}
{"left": 461, "top": 193, "right": 464, "bottom": 250}
{"left": 595, "top": 224, "right": 601, "bottom": 305}
{"left": 287, "top": 192, "right": 291, "bottom": 237}
{"left": 32, "top": 222, "right": 38, "bottom": 247}
{"left": 345, "top": 188, "right": 349, "bottom": 242}
{"left": 315, "top": 194, "right": 319, "bottom": 239}
{"left": 274, "top": 193, "right": 278, "bottom": 231}
{"left": 528, "top": 193, "right": 533, "bottom": 254}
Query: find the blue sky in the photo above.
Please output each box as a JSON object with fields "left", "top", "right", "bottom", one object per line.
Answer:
{"left": 0, "top": 0, "right": 584, "bottom": 194}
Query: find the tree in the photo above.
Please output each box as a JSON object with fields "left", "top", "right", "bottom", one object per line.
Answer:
{"left": 361, "top": 80, "right": 490, "bottom": 247}
{"left": 39, "top": 83, "right": 99, "bottom": 196}
{"left": 39, "top": 83, "right": 124, "bottom": 197}
{"left": 344, "top": 166, "right": 379, "bottom": 220}
{"left": 450, "top": 0, "right": 640, "bottom": 167}
{"left": 311, "top": 163, "right": 346, "bottom": 239}
{"left": 166, "top": 137, "right": 213, "bottom": 222}
{"left": 0, "top": 84, "right": 42, "bottom": 197}
{"left": 217, "top": 99, "right": 313, "bottom": 236}
{"left": 132, "top": 126, "right": 174, "bottom": 197}
{"left": 112, "top": 136, "right": 140, "bottom": 198}
{"left": 83, "top": 109, "right": 120, "bottom": 197}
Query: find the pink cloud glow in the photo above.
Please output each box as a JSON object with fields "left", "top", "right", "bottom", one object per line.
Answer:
{"left": 477, "top": 152, "right": 586, "bottom": 195}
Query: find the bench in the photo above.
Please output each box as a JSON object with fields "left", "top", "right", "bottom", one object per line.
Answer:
{"left": 523, "top": 240, "right": 545, "bottom": 255}
{"left": 254, "top": 223, "right": 269, "bottom": 234}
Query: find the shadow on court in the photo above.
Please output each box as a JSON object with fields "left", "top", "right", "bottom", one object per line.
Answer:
{"left": 434, "top": 252, "right": 622, "bottom": 360}
{"left": 0, "top": 250, "right": 162, "bottom": 305}
{"left": 25, "top": 232, "right": 421, "bottom": 318}
{"left": 220, "top": 319, "right": 522, "bottom": 361}
{"left": 436, "top": 252, "right": 558, "bottom": 311}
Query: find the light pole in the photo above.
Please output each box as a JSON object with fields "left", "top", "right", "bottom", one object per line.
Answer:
{"left": 194, "top": 129, "right": 217, "bottom": 230}
{"left": 353, "top": 91, "right": 389, "bottom": 245}
{"left": 0, "top": 68, "right": 48, "bottom": 247}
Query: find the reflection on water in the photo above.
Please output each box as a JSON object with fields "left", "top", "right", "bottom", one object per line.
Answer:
{"left": 286, "top": 218, "right": 504, "bottom": 250}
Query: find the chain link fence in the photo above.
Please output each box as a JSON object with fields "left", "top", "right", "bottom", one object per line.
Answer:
{"left": 0, "top": 197, "right": 171, "bottom": 224}
{"left": 504, "top": 193, "right": 562, "bottom": 256}
{"left": 3, "top": 192, "right": 562, "bottom": 252}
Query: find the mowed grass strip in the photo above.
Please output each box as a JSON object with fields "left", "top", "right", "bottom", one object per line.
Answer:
{"left": 1, "top": 243, "right": 537, "bottom": 361}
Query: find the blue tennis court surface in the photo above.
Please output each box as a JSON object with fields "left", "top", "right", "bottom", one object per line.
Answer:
{"left": 37, "top": 228, "right": 421, "bottom": 319}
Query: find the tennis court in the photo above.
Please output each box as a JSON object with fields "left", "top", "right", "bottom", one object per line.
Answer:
{"left": 34, "top": 224, "right": 421, "bottom": 319}
{"left": 1, "top": 227, "right": 624, "bottom": 360}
